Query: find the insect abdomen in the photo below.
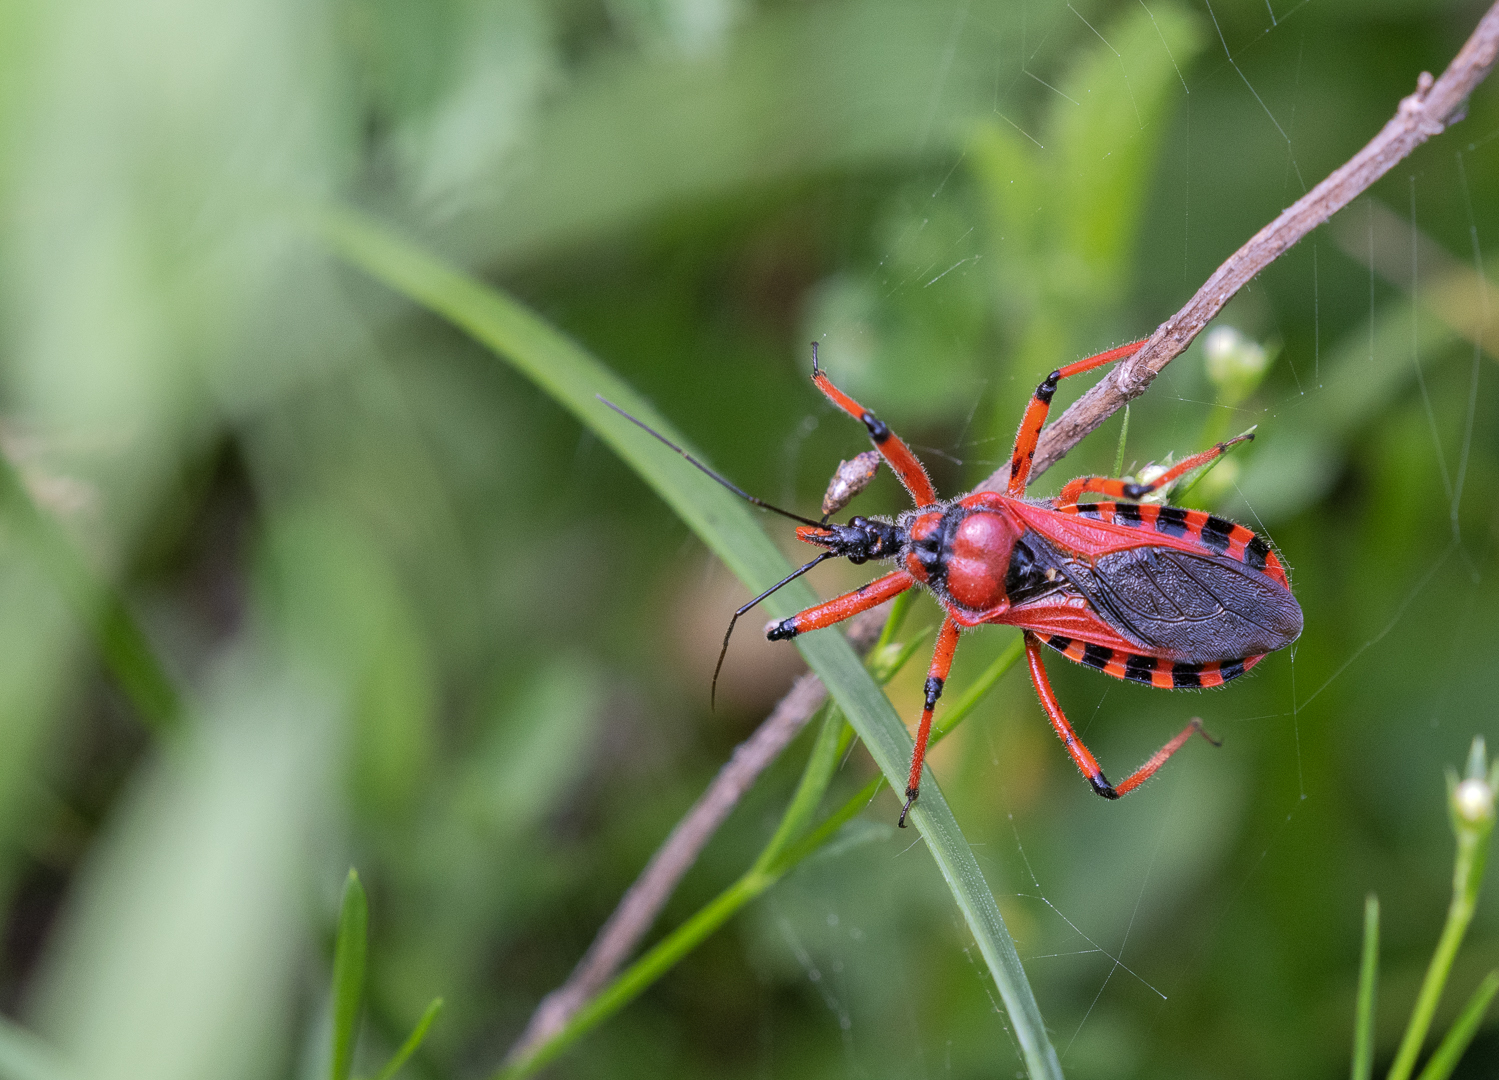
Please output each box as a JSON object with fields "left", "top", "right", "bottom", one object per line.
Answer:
{"left": 1044, "top": 635, "right": 1265, "bottom": 689}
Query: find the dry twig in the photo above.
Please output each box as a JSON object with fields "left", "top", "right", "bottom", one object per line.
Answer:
{"left": 507, "top": 606, "right": 887, "bottom": 1061}
{"left": 508, "top": 2, "right": 1499, "bottom": 1062}
{"left": 977, "top": 3, "right": 1499, "bottom": 492}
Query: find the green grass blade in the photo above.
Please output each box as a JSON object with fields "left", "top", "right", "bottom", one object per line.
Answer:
{"left": 330, "top": 870, "right": 369, "bottom": 1080}
{"left": 316, "top": 206, "right": 1062, "bottom": 1080}
{"left": 0, "top": 451, "right": 182, "bottom": 735}
{"left": 1112, "top": 404, "right": 1130, "bottom": 477}
{"left": 371, "top": 998, "right": 443, "bottom": 1080}
{"left": 505, "top": 871, "right": 773, "bottom": 1079}
{"left": 754, "top": 707, "right": 846, "bottom": 873}
{"left": 872, "top": 590, "right": 916, "bottom": 654}
{"left": 501, "top": 628, "right": 1027, "bottom": 1079}
{"left": 759, "top": 600, "right": 929, "bottom": 873}
{"left": 1389, "top": 743, "right": 1497, "bottom": 1080}
{"left": 1414, "top": 970, "right": 1499, "bottom": 1080}
{"left": 777, "top": 638, "right": 1025, "bottom": 874}
{"left": 936, "top": 634, "right": 1025, "bottom": 736}
{"left": 1354, "top": 894, "right": 1379, "bottom": 1080}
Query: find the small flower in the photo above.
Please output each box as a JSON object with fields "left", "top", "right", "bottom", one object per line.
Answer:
{"left": 1203, "top": 326, "right": 1276, "bottom": 405}
{"left": 1453, "top": 777, "right": 1495, "bottom": 825}
{"left": 1447, "top": 736, "right": 1499, "bottom": 838}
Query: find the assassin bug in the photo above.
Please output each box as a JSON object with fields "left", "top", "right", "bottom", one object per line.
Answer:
{"left": 604, "top": 338, "right": 1302, "bottom": 826}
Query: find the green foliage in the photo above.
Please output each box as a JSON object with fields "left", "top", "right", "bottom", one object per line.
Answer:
{"left": 1355, "top": 895, "right": 1380, "bottom": 1080}
{"left": 1354, "top": 738, "right": 1499, "bottom": 1080}
{"left": 1386, "top": 739, "right": 1499, "bottom": 1080}
{"left": 371, "top": 999, "right": 444, "bottom": 1080}
{"left": 1417, "top": 972, "right": 1499, "bottom": 1080}
{"left": 320, "top": 206, "right": 1060, "bottom": 1078}
{"left": 326, "top": 868, "right": 441, "bottom": 1080}
{"left": 968, "top": 2, "right": 1204, "bottom": 392}
{"left": 330, "top": 871, "right": 369, "bottom": 1080}
{"left": 498, "top": 613, "right": 1026, "bottom": 1079}
{"left": 0, "top": 451, "right": 181, "bottom": 735}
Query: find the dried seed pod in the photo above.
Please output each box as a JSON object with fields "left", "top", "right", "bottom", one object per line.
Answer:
{"left": 821, "top": 450, "right": 881, "bottom": 517}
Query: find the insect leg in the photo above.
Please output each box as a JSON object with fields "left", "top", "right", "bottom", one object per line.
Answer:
{"left": 1007, "top": 339, "right": 1148, "bottom": 496}
{"left": 1053, "top": 430, "right": 1255, "bottom": 507}
{"left": 809, "top": 345, "right": 938, "bottom": 508}
{"left": 899, "top": 617, "right": 962, "bottom": 828}
{"left": 765, "top": 570, "right": 915, "bottom": 641}
{"left": 1024, "top": 632, "right": 1217, "bottom": 798}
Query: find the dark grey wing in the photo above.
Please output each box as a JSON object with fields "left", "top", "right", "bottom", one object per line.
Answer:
{"left": 1064, "top": 545, "right": 1302, "bottom": 662}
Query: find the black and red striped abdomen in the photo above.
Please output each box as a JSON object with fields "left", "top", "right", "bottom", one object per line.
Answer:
{"left": 1040, "top": 634, "right": 1266, "bottom": 689}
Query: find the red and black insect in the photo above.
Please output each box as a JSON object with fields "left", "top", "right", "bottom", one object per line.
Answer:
{"left": 605, "top": 339, "right": 1302, "bottom": 827}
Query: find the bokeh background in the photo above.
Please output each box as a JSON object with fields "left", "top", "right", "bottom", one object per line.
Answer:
{"left": 0, "top": 0, "right": 1496, "bottom": 1077}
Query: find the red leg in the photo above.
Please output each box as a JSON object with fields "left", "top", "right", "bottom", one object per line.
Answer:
{"left": 1054, "top": 430, "right": 1255, "bottom": 507}
{"left": 898, "top": 617, "right": 962, "bottom": 828}
{"left": 1024, "top": 632, "right": 1217, "bottom": 798}
{"left": 810, "top": 347, "right": 938, "bottom": 508}
{"left": 1007, "top": 339, "right": 1148, "bottom": 496}
{"left": 766, "top": 570, "right": 915, "bottom": 641}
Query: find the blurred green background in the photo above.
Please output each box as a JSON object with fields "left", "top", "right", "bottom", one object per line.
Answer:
{"left": 0, "top": 0, "right": 1496, "bottom": 1077}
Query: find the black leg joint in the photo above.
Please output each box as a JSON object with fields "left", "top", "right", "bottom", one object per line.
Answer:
{"left": 861, "top": 412, "right": 891, "bottom": 444}
{"left": 1035, "top": 372, "right": 1061, "bottom": 404}
{"left": 923, "top": 675, "right": 945, "bottom": 711}
{"left": 1122, "top": 482, "right": 1149, "bottom": 499}
{"left": 766, "top": 619, "right": 799, "bottom": 641}
{"left": 1089, "top": 774, "right": 1121, "bottom": 800}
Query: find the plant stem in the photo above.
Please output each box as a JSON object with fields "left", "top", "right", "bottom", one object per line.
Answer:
{"left": 371, "top": 998, "right": 443, "bottom": 1080}
{"left": 1387, "top": 741, "right": 1497, "bottom": 1080}
{"left": 1353, "top": 894, "right": 1379, "bottom": 1080}
{"left": 976, "top": 1, "right": 1499, "bottom": 494}
{"left": 498, "top": 633, "right": 1027, "bottom": 1080}
{"left": 753, "top": 707, "right": 846, "bottom": 874}
{"left": 1112, "top": 404, "right": 1130, "bottom": 477}
{"left": 319, "top": 205, "right": 1061, "bottom": 1080}
{"left": 1414, "top": 970, "right": 1499, "bottom": 1080}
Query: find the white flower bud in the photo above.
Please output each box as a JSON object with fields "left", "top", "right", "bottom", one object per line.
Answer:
{"left": 1135, "top": 463, "right": 1169, "bottom": 487}
{"left": 1204, "top": 326, "right": 1271, "bottom": 389}
{"left": 1453, "top": 776, "right": 1495, "bottom": 824}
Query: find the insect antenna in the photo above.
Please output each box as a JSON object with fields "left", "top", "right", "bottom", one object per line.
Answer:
{"left": 712, "top": 551, "right": 833, "bottom": 710}
{"left": 596, "top": 395, "right": 825, "bottom": 529}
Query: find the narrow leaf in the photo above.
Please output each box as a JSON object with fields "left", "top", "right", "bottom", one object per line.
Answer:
{"left": 330, "top": 870, "right": 369, "bottom": 1080}
{"left": 501, "top": 625, "right": 1027, "bottom": 1079}
{"left": 315, "top": 206, "right": 1063, "bottom": 1080}
{"left": 0, "top": 451, "right": 182, "bottom": 734}
{"left": 1414, "top": 970, "right": 1499, "bottom": 1080}
{"left": 1112, "top": 404, "right": 1130, "bottom": 477}
{"left": 1353, "top": 894, "right": 1378, "bottom": 1080}
{"left": 372, "top": 998, "right": 443, "bottom": 1080}
{"left": 754, "top": 707, "right": 846, "bottom": 873}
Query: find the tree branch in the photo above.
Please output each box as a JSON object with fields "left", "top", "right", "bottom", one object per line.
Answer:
{"left": 978, "top": 0, "right": 1499, "bottom": 493}
{"left": 508, "top": 0, "right": 1499, "bottom": 1061}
